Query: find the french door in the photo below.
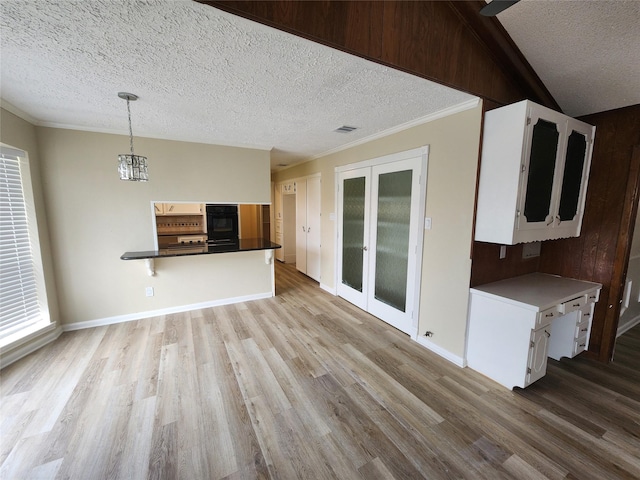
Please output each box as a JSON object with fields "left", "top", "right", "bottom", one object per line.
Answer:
{"left": 337, "top": 149, "right": 427, "bottom": 336}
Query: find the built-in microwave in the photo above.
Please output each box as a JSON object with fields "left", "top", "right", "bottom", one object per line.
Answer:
{"left": 206, "top": 204, "right": 239, "bottom": 244}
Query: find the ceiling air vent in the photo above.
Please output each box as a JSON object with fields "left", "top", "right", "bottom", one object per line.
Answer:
{"left": 334, "top": 125, "right": 358, "bottom": 134}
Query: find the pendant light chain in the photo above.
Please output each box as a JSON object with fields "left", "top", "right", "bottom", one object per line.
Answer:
{"left": 126, "top": 97, "right": 135, "bottom": 156}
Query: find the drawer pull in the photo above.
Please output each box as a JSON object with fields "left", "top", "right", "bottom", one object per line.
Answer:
{"left": 545, "top": 313, "right": 554, "bottom": 317}
{"left": 584, "top": 312, "right": 590, "bottom": 316}
{"left": 579, "top": 343, "right": 586, "bottom": 347}
{"left": 545, "top": 330, "right": 551, "bottom": 338}
{"left": 580, "top": 328, "right": 588, "bottom": 332}
{"left": 573, "top": 303, "right": 581, "bottom": 307}
{"left": 589, "top": 295, "right": 596, "bottom": 299}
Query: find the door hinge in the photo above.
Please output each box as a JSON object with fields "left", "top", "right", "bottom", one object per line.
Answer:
{"left": 526, "top": 117, "right": 532, "bottom": 125}
{"left": 521, "top": 164, "right": 526, "bottom": 173}
{"left": 527, "top": 367, "right": 532, "bottom": 374}
{"left": 530, "top": 341, "right": 535, "bottom": 348}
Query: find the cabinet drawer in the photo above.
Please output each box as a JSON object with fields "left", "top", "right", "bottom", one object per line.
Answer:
{"left": 575, "top": 318, "right": 590, "bottom": 339}
{"left": 536, "top": 307, "right": 559, "bottom": 327}
{"left": 573, "top": 336, "right": 589, "bottom": 356}
{"left": 559, "top": 295, "right": 587, "bottom": 314}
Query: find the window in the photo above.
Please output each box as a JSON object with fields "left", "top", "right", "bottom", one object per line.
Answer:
{"left": 0, "top": 145, "right": 49, "bottom": 346}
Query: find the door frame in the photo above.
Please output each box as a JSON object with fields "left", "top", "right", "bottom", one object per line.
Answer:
{"left": 334, "top": 146, "right": 429, "bottom": 339}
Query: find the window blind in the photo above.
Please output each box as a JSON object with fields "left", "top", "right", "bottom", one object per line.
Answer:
{"left": 0, "top": 152, "right": 41, "bottom": 339}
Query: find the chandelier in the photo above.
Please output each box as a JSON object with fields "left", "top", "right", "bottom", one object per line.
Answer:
{"left": 117, "top": 92, "right": 148, "bottom": 182}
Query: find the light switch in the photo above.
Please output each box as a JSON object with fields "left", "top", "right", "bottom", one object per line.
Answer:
{"left": 145, "top": 287, "right": 154, "bottom": 297}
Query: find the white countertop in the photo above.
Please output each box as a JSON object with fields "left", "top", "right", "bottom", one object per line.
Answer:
{"left": 470, "top": 273, "right": 602, "bottom": 311}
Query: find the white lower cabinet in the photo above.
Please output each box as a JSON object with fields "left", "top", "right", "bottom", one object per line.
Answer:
{"left": 466, "top": 273, "right": 601, "bottom": 389}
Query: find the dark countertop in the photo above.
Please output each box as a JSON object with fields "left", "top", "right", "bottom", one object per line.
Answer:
{"left": 121, "top": 238, "right": 281, "bottom": 260}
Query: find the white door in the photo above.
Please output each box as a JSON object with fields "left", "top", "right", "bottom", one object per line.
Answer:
{"left": 337, "top": 168, "right": 371, "bottom": 311}
{"left": 306, "top": 176, "right": 322, "bottom": 281}
{"left": 367, "top": 158, "right": 423, "bottom": 333}
{"left": 296, "top": 180, "right": 307, "bottom": 274}
{"left": 337, "top": 151, "right": 425, "bottom": 335}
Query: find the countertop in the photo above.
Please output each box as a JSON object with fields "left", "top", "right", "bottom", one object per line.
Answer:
{"left": 121, "top": 238, "right": 281, "bottom": 260}
{"left": 470, "top": 272, "right": 602, "bottom": 311}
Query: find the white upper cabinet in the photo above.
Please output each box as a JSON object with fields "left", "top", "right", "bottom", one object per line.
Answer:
{"left": 155, "top": 203, "right": 203, "bottom": 216}
{"left": 475, "top": 100, "right": 595, "bottom": 244}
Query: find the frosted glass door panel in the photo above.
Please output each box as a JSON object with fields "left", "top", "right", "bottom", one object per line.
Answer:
{"left": 374, "top": 169, "right": 412, "bottom": 311}
{"left": 342, "top": 177, "right": 366, "bottom": 291}
{"left": 337, "top": 168, "right": 371, "bottom": 311}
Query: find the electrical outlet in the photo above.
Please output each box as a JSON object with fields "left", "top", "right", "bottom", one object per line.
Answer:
{"left": 145, "top": 287, "right": 154, "bottom": 297}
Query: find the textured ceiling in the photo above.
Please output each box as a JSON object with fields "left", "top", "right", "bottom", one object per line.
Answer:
{"left": 0, "top": 0, "right": 475, "bottom": 170}
{"left": 496, "top": 0, "right": 640, "bottom": 117}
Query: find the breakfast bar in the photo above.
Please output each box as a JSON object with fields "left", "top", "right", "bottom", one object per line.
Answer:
{"left": 121, "top": 238, "right": 281, "bottom": 276}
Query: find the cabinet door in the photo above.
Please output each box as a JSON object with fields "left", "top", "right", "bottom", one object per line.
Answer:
{"left": 555, "top": 119, "right": 594, "bottom": 233}
{"left": 163, "top": 203, "right": 202, "bottom": 215}
{"left": 274, "top": 184, "right": 283, "bottom": 220}
{"left": 526, "top": 326, "right": 551, "bottom": 386}
{"left": 518, "top": 109, "right": 565, "bottom": 231}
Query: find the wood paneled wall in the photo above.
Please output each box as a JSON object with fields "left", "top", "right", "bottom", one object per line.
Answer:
{"left": 198, "top": 1, "right": 639, "bottom": 362}
{"left": 540, "top": 106, "right": 640, "bottom": 362}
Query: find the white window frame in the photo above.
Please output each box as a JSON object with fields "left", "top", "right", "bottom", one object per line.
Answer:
{"left": 0, "top": 144, "right": 51, "bottom": 352}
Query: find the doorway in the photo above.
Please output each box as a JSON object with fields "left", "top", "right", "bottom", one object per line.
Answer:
{"left": 336, "top": 147, "right": 428, "bottom": 337}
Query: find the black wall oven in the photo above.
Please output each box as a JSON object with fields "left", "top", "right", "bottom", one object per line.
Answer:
{"left": 206, "top": 204, "right": 239, "bottom": 244}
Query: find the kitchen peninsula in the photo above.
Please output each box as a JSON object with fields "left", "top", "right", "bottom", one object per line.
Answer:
{"left": 122, "top": 237, "right": 280, "bottom": 277}
{"left": 121, "top": 237, "right": 281, "bottom": 260}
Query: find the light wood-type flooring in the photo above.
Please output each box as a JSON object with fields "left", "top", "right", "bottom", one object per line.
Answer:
{"left": 1, "top": 262, "right": 639, "bottom": 479}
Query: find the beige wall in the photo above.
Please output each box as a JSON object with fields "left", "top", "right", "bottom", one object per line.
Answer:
{"left": 0, "top": 109, "right": 60, "bottom": 327}
{"left": 273, "top": 104, "right": 483, "bottom": 359}
{"left": 15, "top": 122, "right": 271, "bottom": 326}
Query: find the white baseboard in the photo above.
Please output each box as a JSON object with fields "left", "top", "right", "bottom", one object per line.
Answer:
{"left": 0, "top": 324, "right": 63, "bottom": 368}
{"left": 414, "top": 335, "right": 466, "bottom": 367}
{"left": 320, "top": 283, "right": 337, "bottom": 295}
{"left": 617, "top": 315, "right": 640, "bottom": 337}
{"left": 62, "top": 291, "right": 274, "bottom": 332}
